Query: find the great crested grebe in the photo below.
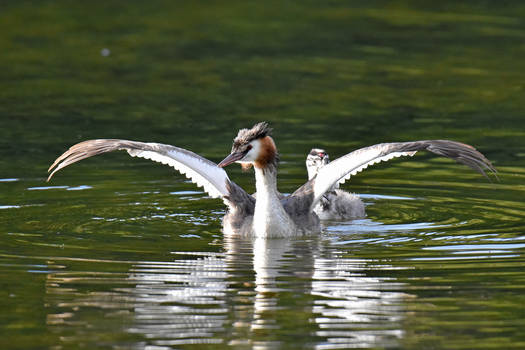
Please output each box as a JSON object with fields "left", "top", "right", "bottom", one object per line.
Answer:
{"left": 306, "top": 148, "right": 365, "bottom": 220}
{"left": 48, "top": 122, "right": 496, "bottom": 237}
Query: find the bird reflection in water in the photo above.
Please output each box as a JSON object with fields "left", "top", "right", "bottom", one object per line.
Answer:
{"left": 45, "top": 234, "right": 410, "bottom": 349}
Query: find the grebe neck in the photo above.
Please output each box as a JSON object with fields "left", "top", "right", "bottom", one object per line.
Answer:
{"left": 252, "top": 165, "right": 296, "bottom": 237}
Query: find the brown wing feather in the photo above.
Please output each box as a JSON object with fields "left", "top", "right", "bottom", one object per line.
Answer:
{"left": 392, "top": 140, "right": 497, "bottom": 180}
{"left": 47, "top": 139, "right": 142, "bottom": 181}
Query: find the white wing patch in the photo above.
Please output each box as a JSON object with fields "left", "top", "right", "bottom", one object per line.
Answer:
{"left": 338, "top": 151, "right": 416, "bottom": 185}
{"left": 127, "top": 145, "right": 229, "bottom": 199}
{"left": 312, "top": 145, "right": 418, "bottom": 209}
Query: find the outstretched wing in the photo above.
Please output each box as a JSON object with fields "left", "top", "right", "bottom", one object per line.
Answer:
{"left": 308, "top": 140, "right": 496, "bottom": 210}
{"left": 47, "top": 139, "right": 231, "bottom": 199}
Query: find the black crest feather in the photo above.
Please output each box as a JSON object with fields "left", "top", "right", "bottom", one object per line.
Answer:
{"left": 233, "top": 122, "right": 272, "bottom": 148}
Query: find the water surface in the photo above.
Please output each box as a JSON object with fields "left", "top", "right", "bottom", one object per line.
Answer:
{"left": 1, "top": 1, "right": 525, "bottom": 349}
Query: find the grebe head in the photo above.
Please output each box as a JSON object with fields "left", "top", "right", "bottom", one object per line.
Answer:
{"left": 306, "top": 148, "right": 329, "bottom": 180}
{"left": 218, "top": 122, "right": 278, "bottom": 170}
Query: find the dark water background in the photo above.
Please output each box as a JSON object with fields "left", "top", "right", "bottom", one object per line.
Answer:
{"left": 1, "top": 1, "right": 525, "bottom": 349}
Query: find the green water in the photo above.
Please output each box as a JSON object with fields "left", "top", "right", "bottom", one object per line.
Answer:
{"left": 1, "top": 1, "right": 525, "bottom": 349}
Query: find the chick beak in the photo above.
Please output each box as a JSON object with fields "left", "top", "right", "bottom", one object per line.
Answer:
{"left": 218, "top": 151, "right": 245, "bottom": 168}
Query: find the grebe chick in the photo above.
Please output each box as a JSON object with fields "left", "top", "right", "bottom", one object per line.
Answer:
{"left": 306, "top": 149, "right": 365, "bottom": 220}
{"left": 48, "top": 122, "right": 496, "bottom": 238}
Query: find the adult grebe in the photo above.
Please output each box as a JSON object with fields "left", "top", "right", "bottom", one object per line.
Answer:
{"left": 47, "top": 122, "right": 496, "bottom": 237}
{"left": 306, "top": 148, "right": 366, "bottom": 220}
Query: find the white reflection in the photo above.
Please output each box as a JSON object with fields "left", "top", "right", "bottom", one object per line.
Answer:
{"left": 252, "top": 237, "right": 292, "bottom": 323}
{"left": 45, "top": 234, "right": 408, "bottom": 349}
{"left": 126, "top": 253, "right": 230, "bottom": 348}
{"left": 311, "top": 255, "right": 406, "bottom": 349}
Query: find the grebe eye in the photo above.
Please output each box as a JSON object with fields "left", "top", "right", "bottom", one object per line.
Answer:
{"left": 247, "top": 145, "right": 253, "bottom": 151}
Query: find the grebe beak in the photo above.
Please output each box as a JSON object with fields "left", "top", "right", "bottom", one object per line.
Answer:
{"left": 218, "top": 151, "right": 245, "bottom": 168}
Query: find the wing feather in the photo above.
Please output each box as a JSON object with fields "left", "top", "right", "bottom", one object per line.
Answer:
{"left": 47, "top": 139, "right": 230, "bottom": 199}
{"left": 312, "top": 140, "right": 496, "bottom": 209}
